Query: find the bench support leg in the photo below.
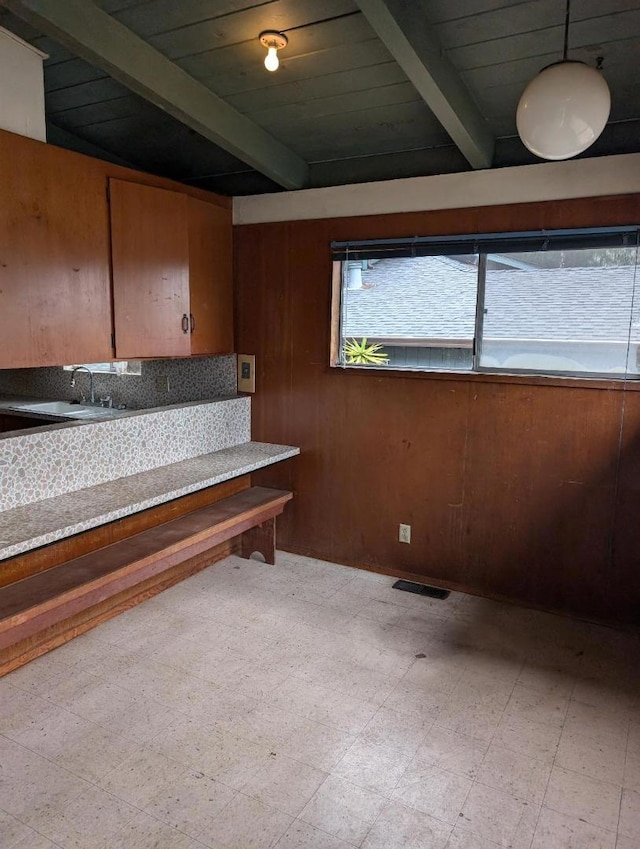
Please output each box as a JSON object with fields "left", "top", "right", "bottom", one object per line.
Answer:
{"left": 241, "top": 517, "right": 276, "bottom": 565}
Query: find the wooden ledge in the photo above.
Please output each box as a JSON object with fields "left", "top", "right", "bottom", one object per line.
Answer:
{"left": 0, "top": 486, "right": 292, "bottom": 652}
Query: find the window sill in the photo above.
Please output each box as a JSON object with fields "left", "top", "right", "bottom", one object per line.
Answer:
{"left": 329, "top": 364, "right": 640, "bottom": 392}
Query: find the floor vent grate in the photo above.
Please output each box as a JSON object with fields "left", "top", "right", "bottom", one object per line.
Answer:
{"left": 392, "top": 580, "right": 450, "bottom": 599}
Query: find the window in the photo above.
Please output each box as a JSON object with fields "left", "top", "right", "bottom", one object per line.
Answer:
{"left": 62, "top": 361, "right": 142, "bottom": 376}
{"left": 331, "top": 227, "right": 640, "bottom": 379}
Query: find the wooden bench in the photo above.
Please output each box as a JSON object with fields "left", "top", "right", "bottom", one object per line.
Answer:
{"left": 0, "top": 485, "right": 292, "bottom": 675}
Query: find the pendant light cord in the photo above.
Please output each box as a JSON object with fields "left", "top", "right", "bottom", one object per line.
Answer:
{"left": 563, "top": 0, "right": 570, "bottom": 60}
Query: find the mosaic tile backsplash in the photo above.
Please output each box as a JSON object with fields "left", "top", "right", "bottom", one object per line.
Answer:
{"left": 0, "top": 355, "right": 237, "bottom": 409}
{"left": 0, "top": 396, "right": 251, "bottom": 512}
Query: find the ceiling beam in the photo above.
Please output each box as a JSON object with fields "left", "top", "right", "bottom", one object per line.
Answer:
{"left": 355, "top": 0, "right": 494, "bottom": 169}
{"left": 1, "top": 0, "right": 309, "bottom": 189}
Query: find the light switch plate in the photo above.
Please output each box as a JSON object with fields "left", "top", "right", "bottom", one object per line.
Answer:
{"left": 237, "top": 354, "right": 256, "bottom": 393}
{"left": 155, "top": 374, "right": 169, "bottom": 392}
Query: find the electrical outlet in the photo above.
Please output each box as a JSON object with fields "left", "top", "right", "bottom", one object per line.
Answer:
{"left": 237, "top": 354, "right": 256, "bottom": 393}
{"left": 399, "top": 523, "right": 411, "bottom": 544}
{"left": 155, "top": 374, "right": 169, "bottom": 392}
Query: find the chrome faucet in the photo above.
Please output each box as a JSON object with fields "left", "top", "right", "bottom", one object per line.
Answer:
{"left": 70, "top": 366, "right": 95, "bottom": 405}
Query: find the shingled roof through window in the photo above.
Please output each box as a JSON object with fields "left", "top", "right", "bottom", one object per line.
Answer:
{"left": 343, "top": 256, "right": 640, "bottom": 343}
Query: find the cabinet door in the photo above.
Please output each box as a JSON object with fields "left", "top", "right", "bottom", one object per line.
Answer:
{"left": 0, "top": 130, "right": 113, "bottom": 368}
{"left": 110, "top": 179, "right": 190, "bottom": 359}
{"left": 187, "top": 197, "right": 234, "bottom": 356}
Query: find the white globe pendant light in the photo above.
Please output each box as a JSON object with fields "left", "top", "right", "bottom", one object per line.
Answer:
{"left": 516, "top": 0, "right": 610, "bottom": 160}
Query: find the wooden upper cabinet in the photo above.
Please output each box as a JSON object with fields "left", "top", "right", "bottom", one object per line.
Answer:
{"left": 110, "top": 180, "right": 234, "bottom": 359}
{"left": 110, "top": 179, "right": 191, "bottom": 359}
{"left": 0, "top": 131, "right": 113, "bottom": 369}
{"left": 188, "top": 196, "right": 234, "bottom": 356}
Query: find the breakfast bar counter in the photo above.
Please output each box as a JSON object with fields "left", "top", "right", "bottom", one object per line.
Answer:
{"left": 0, "top": 441, "right": 299, "bottom": 561}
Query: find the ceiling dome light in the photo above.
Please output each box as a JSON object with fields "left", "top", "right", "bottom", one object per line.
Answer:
{"left": 259, "top": 31, "right": 288, "bottom": 73}
{"left": 517, "top": 60, "right": 610, "bottom": 160}
{"left": 516, "top": 0, "right": 610, "bottom": 160}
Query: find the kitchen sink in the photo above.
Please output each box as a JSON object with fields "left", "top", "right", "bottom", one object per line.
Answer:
{"left": 9, "top": 401, "right": 128, "bottom": 420}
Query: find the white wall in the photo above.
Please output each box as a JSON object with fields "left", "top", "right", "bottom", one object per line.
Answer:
{"left": 233, "top": 153, "right": 640, "bottom": 225}
{"left": 0, "top": 26, "right": 46, "bottom": 142}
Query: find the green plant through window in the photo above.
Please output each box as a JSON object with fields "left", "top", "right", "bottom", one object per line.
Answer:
{"left": 343, "top": 337, "right": 389, "bottom": 365}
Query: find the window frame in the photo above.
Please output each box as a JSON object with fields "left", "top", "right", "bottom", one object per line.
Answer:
{"left": 330, "top": 226, "right": 640, "bottom": 383}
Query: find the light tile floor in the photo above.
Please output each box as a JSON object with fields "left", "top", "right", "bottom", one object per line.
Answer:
{"left": 1, "top": 551, "right": 639, "bottom": 849}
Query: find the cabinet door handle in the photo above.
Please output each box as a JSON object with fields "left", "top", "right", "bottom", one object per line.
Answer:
{"left": 190, "top": 313, "right": 195, "bottom": 334}
{"left": 181, "top": 313, "right": 189, "bottom": 333}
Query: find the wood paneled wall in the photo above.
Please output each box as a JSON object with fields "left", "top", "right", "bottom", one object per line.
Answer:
{"left": 235, "top": 195, "right": 640, "bottom": 624}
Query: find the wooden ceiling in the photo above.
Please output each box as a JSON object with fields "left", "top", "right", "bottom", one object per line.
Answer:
{"left": 1, "top": 0, "right": 639, "bottom": 195}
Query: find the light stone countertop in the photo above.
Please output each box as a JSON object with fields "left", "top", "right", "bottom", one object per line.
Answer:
{"left": 0, "top": 441, "right": 299, "bottom": 561}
